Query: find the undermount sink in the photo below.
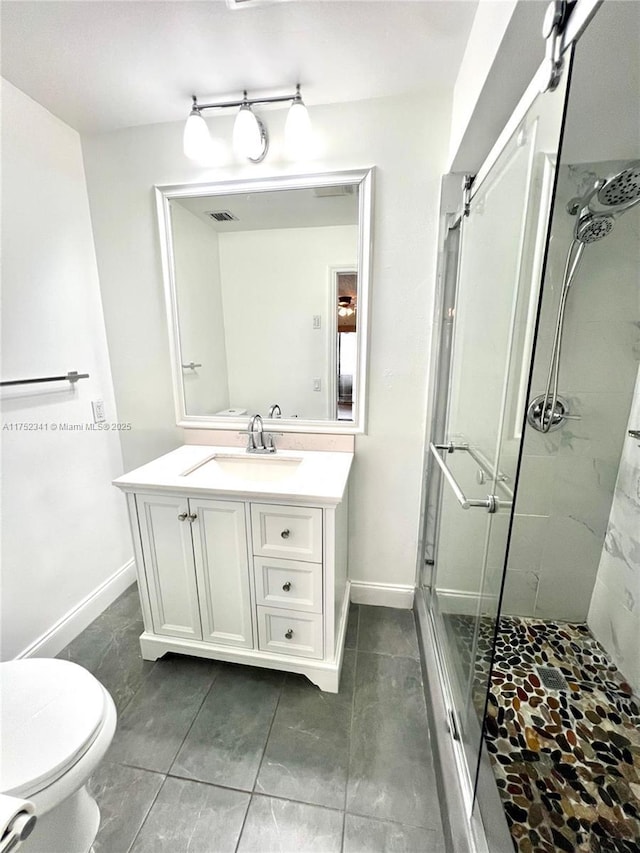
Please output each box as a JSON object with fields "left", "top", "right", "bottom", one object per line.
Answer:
{"left": 182, "top": 453, "right": 302, "bottom": 482}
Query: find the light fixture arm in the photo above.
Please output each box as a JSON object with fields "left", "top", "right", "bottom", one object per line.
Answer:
{"left": 191, "top": 86, "right": 302, "bottom": 114}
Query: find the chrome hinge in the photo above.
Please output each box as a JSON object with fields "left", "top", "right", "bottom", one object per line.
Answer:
{"left": 541, "top": 0, "right": 572, "bottom": 93}
{"left": 462, "top": 174, "right": 474, "bottom": 217}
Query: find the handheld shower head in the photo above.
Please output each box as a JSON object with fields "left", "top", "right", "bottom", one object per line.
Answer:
{"left": 568, "top": 161, "right": 640, "bottom": 243}
{"left": 575, "top": 213, "right": 614, "bottom": 244}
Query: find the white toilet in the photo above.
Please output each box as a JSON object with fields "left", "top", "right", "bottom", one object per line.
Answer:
{"left": 0, "top": 658, "right": 117, "bottom": 853}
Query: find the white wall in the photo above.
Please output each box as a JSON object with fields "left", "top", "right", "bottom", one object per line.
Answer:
{"left": 447, "top": 0, "right": 546, "bottom": 173}
{"left": 219, "top": 225, "right": 357, "bottom": 419}
{"left": 82, "top": 91, "right": 451, "bottom": 590}
{"left": 448, "top": 0, "right": 517, "bottom": 166}
{"left": 588, "top": 365, "right": 640, "bottom": 694}
{"left": 171, "top": 203, "right": 230, "bottom": 415}
{"left": 0, "top": 80, "right": 132, "bottom": 660}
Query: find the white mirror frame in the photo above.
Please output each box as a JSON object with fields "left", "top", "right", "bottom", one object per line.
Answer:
{"left": 155, "top": 168, "right": 374, "bottom": 434}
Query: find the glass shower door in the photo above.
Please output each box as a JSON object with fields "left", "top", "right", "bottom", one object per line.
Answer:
{"left": 426, "top": 66, "right": 571, "bottom": 817}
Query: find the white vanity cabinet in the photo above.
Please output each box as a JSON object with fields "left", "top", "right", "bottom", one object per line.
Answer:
{"left": 136, "top": 494, "right": 253, "bottom": 647}
{"left": 115, "top": 446, "right": 352, "bottom": 692}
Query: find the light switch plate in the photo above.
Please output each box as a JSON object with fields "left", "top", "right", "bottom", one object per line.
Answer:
{"left": 92, "top": 400, "right": 106, "bottom": 423}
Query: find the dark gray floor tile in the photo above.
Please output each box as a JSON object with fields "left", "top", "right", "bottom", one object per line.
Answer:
{"left": 255, "top": 650, "right": 355, "bottom": 809}
{"left": 347, "top": 652, "right": 442, "bottom": 830}
{"left": 100, "top": 584, "right": 144, "bottom": 626}
{"left": 357, "top": 606, "right": 419, "bottom": 659}
{"left": 170, "top": 664, "right": 283, "bottom": 790}
{"left": 58, "top": 584, "right": 153, "bottom": 715}
{"left": 345, "top": 604, "right": 359, "bottom": 649}
{"left": 89, "top": 761, "right": 164, "bottom": 853}
{"left": 237, "top": 794, "right": 343, "bottom": 853}
{"left": 108, "top": 655, "right": 220, "bottom": 773}
{"left": 130, "top": 777, "right": 249, "bottom": 853}
{"left": 343, "top": 814, "right": 446, "bottom": 852}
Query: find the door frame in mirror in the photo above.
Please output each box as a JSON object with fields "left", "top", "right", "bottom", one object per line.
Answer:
{"left": 155, "top": 168, "right": 374, "bottom": 434}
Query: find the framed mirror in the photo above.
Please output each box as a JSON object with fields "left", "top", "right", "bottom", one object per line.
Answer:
{"left": 155, "top": 169, "right": 373, "bottom": 434}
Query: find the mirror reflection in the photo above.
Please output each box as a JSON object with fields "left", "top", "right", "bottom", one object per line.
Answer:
{"left": 159, "top": 173, "right": 371, "bottom": 429}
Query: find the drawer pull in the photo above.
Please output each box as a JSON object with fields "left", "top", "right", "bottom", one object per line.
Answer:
{"left": 282, "top": 582, "right": 292, "bottom": 592}
{"left": 178, "top": 512, "right": 188, "bottom": 521}
{"left": 285, "top": 629, "right": 294, "bottom": 639}
{"left": 280, "top": 529, "right": 290, "bottom": 539}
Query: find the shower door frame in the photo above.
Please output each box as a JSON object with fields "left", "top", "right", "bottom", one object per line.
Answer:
{"left": 414, "top": 7, "right": 601, "bottom": 845}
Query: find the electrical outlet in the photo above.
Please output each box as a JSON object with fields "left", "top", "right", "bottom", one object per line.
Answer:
{"left": 313, "top": 378, "right": 321, "bottom": 392}
{"left": 91, "top": 400, "right": 106, "bottom": 423}
{"left": 313, "top": 315, "right": 321, "bottom": 329}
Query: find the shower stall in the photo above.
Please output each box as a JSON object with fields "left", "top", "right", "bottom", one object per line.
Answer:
{"left": 417, "top": 3, "right": 640, "bottom": 852}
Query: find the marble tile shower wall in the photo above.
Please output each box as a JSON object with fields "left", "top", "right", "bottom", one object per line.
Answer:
{"left": 503, "top": 163, "right": 640, "bottom": 622}
{"left": 588, "top": 363, "right": 640, "bottom": 694}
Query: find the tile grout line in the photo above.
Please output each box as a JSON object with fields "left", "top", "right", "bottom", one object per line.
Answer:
{"left": 123, "top": 663, "right": 224, "bottom": 852}
{"left": 342, "top": 604, "right": 360, "bottom": 850}
{"left": 164, "top": 663, "right": 224, "bottom": 778}
{"left": 125, "top": 772, "right": 168, "bottom": 853}
{"left": 232, "top": 673, "right": 287, "bottom": 852}
{"left": 116, "top": 656, "right": 159, "bottom": 719}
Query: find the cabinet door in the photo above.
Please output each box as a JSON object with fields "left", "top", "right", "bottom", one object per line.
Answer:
{"left": 136, "top": 494, "right": 202, "bottom": 640}
{"left": 190, "top": 498, "right": 254, "bottom": 649}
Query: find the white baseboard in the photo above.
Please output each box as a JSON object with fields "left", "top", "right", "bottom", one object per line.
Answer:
{"left": 17, "top": 559, "right": 137, "bottom": 659}
{"left": 349, "top": 580, "right": 415, "bottom": 609}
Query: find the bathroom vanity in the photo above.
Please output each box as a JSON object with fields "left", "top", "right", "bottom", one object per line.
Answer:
{"left": 114, "top": 445, "right": 352, "bottom": 692}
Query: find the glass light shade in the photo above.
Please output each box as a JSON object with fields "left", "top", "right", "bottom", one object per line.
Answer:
{"left": 233, "top": 105, "right": 263, "bottom": 160}
{"left": 183, "top": 110, "right": 214, "bottom": 161}
{"left": 285, "top": 100, "right": 312, "bottom": 157}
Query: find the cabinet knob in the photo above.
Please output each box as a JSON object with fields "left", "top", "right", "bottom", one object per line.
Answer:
{"left": 282, "top": 582, "right": 292, "bottom": 592}
{"left": 188, "top": 513, "right": 197, "bottom": 522}
{"left": 281, "top": 529, "right": 290, "bottom": 539}
{"left": 178, "top": 512, "right": 188, "bottom": 521}
{"left": 285, "top": 629, "right": 294, "bottom": 639}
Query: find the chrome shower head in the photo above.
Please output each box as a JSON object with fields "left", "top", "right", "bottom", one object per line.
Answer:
{"left": 575, "top": 213, "right": 614, "bottom": 244}
{"left": 597, "top": 163, "right": 640, "bottom": 207}
{"left": 568, "top": 161, "right": 640, "bottom": 218}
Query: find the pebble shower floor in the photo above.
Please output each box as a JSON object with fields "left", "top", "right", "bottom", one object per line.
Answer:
{"left": 485, "top": 617, "right": 640, "bottom": 853}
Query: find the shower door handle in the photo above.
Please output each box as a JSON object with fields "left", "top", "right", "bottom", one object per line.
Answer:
{"left": 429, "top": 443, "right": 507, "bottom": 514}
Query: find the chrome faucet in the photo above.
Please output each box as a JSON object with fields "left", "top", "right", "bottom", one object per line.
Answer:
{"left": 245, "top": 414, "right": 276, "bottom": 454}
{"left": 268, "top": 403, "right": 282, "bottom": 418}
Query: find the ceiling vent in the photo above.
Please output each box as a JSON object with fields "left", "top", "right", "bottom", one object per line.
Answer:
{"left": 225, "top": 0, "right": 291, "bottom": 9}
{"left": 313, "top": 185, "right": 356, "bottom": 198}
{"left": 207, "top": 211, "right": 239, "bottom": 222}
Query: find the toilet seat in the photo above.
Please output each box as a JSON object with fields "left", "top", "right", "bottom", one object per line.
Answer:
{"left": 0, "top": 659, "right": 107, "bottom": 799}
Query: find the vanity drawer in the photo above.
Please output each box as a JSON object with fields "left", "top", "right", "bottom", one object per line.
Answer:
{"left": 257, "top": 607, "right": 323, "bottom": 659}
{"left": 251, "top": 504, "right": 322, "bottom": 562}
{"left": 254, "top": 556, "right": 322, "bottom": 613}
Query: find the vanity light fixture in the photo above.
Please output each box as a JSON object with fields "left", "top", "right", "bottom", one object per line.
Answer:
{"left": 183, "top": 85, "right": 311, "bottom": 164}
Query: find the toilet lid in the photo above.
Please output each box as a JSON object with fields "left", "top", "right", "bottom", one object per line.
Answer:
{"left": 0, "top": 659, "right": 107, "bottom": 797}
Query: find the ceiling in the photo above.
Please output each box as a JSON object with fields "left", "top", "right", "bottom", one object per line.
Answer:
{"left": 0, "top": 0, "right": 478, "bottom": 135}
{"left": 175, "top": 183, "right": 358, "bottom": 231}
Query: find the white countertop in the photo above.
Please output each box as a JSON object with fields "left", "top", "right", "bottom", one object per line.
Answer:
{"left": 113, "top": 445, "right": 353, "bottom": 505}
